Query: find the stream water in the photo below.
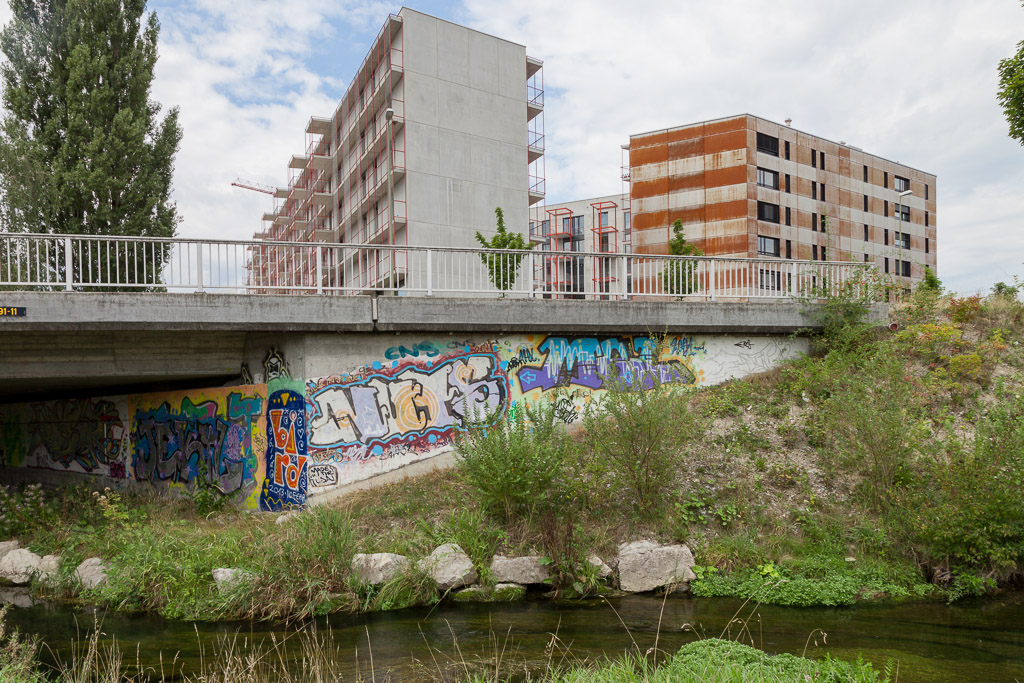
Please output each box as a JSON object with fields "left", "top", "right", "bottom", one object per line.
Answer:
{"left": 6, "top": 592, "right": 1024, "bottom": 681}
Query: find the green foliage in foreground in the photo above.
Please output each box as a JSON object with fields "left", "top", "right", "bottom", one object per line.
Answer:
{"left": 530, "top": 639, "right": 887, "bottom": 683}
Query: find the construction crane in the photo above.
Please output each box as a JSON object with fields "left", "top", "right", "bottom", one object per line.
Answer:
{"left": 231, "top": 178, "right": 275, "bottom": 195}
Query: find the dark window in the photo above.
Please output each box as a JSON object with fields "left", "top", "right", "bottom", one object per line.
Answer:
{"left": 894, "top": 175, "right": 910, "bottom": 192}
{"left": 812, "top": 183, "right": 817, "bottom": 200}
{"left": 863, "top": 165, "right": 868, "bottom": 182}
{"left": 896, "top": 203, "right": 910, "bottom": 222}
{"left": 864, "top": 224, "right": 869, "bottom": 241}
{"left": 758, "top": 235, "right": 780, "bottom": 257}
{"left": 925, "top": 211, "right": 929, "bottom": 227}
{"left": 820, "top": 214, "right": 827, "bottom": 231}
{"left": 863, "top": 253, "right": 869, "bottom": 263}
{"left": 884, "top": 229, "right": 889, "bottom": 246}
{"left": 925, "top": 184, "right": 930, "bottom": 200}
{"left": 821, "top": 247, "right": 827, "bottom": 261}
{"left": 863, "top": 195, "right": 868, "bottom": 211}
{"left": 895, "top": 231, "right": 910, "bottom": 249}
{"left": 812, "top": 212, "right": 818, "bottom": 232}
{"left": 884, "top": 257, "right": 890, "bottom": 273}
{"left": 820, "top": 153, "right": 825, "bottom": 171}
{"left": 759, "top": 268, "right": 782, "bottom": 291}
{"left": 884, "top": 171, "right": 889, "bottom": 188}
{"left": 786, "top": 239, "right": 792, "bottom": 259}
{"left": 785, "top": 206, "right": 791, "bottom": 226}
{"left": 884, "top": 200, "right": 889, "bottom": 218}
{"left": 757, "top": 132, "right": 779, "bottom": 156}
{"left": 784, "top": 141, "right": 790, "bottom": 160}
{"left": 812, "top": 244, "right": 818, "bottom": 260}
{"left": 901, "top": 260, "right": 911, "bottom": 277}
{"left": 757, "top": 167, "right": 779, "bottom": 190}
{"left": 811, "top": 149, "right": 817, "bottom": 168}
{"left": 757, "top": 201, "right": 780, "bottom": 223}
{"left": 925, "top": 238, "right": 930, "bottom": 254}
{"left": 820, "top": 182, "right": 825, "bottom": 202}
{"left": 785, "top": 173, "right": 791, "bottom": 193}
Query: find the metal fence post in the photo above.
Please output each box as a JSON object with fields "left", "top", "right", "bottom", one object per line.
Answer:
{"left": 618, "top": 255, "right": 627, "bottom": 300}
{"left": 316, "top": 244, "right": 323, "bottom": 294}
{"left": 196, "top": 243, "right": 204, "bottom": 293}
{"left": 63, "top": 237, "right": 73, "bottom": 291}
{"left": 708, "top": 259, "right": 716, "bottom": 301}
{"left": 426, "top": 249, "right": 433, "bottom": 296}
{"left": 526, "top": 251, "right": 534, "bottom": 298}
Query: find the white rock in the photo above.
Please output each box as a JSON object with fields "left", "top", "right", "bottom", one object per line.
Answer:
{"left": 0, "top": 549, "right": 42, "bottom": 585}
{"left": 587, "top": 555, "right": 613, "bottom": 580}
{"left": 418, "top": 543, "right": 477, "bottom": 591}
{"left": 38, "top": 555, "right": 61, "bottom": 583}
{"left": 350, "top": 553, "right": 410, "bottom": 585}
{"left": 490, "top": 555, "right": 551, "bottom": 585}
{"left": 211, "top": 567, "right": 252, "bottom": 591}
{"left": 0, "top": 587, "right": 35, "bottom": 608}
{"left": 275, "top": 511, "right": 301, "bottom": 525}
{"left": 616, "top": 541, "right": 696, "bottom": 593}
{"left": 0, "top": 540, "right": 20, "bottom": 561}
{"left": 75, "top": 557, "right": 108, "bottom": 590}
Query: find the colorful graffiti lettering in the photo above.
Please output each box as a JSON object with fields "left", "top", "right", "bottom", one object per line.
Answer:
{"left": 307, "top": 352, "right": 507, "bottom": 453}
{"left": 132, "top": 391, "right": 263, "bottom": 498}
{"left": 26, "top": 399, "right": 127, "bottom": 474}
{"left": 385, "top": 341, "right": 440, "bottom": 360}
{"left": 515, "top": 337, "right": 696, "bottom": 394}
{"left": 260, "top": 389, "right": 308, "bottom": 510}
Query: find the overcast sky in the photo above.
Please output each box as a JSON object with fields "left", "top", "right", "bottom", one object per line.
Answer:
{"left": 2, "top": 0, "right": 1022, "bottom": 293}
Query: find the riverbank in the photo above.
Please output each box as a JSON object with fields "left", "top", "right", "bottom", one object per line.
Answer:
{"left": 1, "top": 284, "right": 1023, "bottom": 622}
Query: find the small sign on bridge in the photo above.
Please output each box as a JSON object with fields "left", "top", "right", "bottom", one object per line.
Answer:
{"left": 0, "top": 307, "right": 26, "bottom": 317}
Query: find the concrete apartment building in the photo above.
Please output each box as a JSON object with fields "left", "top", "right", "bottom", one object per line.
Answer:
{"left": 256, "top": 8, "right": 545, "bottom": 290}
{"left": 626, "top": 114, "right": 937, "bottom": 281}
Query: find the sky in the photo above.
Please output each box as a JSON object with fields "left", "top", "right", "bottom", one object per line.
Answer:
{"left": 1, "top": 0, "right": 1023, "bottom": 293}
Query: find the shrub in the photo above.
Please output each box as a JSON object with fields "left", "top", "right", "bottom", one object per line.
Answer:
{"left": 947, "top": 294, "right": 983, "bottom": 325}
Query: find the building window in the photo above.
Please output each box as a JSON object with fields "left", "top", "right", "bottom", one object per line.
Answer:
{"left": 568, "top": 215, "right": 584, "bottom": 237}
{"left": 884, "top": 200, "right": 889, "bottom": 218}
{"left": 757, "top": 132, "right": 779, "bottom": 156}
{"left": 786, "top": 239, "right": 792, "bottom": 259}
{"left": 900, "top": 260, "right": 911, "bottom": 277}
{"left": 785, "top": 206, "right": 791, "bottom": 226}
{"left": 820, "top": 182, "right": 825, "bottom": 202}
{"left": 821, "top": 247, "right": 827, "bottom": 261}
{"left": 864, "top": 224, "right": 869, "bottom": 241}
{"left": 863, "top": 165, "right": 868, "bottom": 182}
{"left": 757, "top": 201, "right": 780, "bottom": 224}
{"left": 896, "top": 203, "right": 910, "bottom": 222}
{"left": 759, "top": 269, "right": 782, "bottom": 291}
{"left": 599, "top": 211, "right": 609, "bottom": 227}
{"left": 624, "top": 211, "right": 631, "bottom": 229}
{"left": 785, "top": 173, "right": 791, "bottom": 193}
{"left": 925, "top": 211, "right": 929, "bottom": 227}
{"left": 812, "top": 244, "right": 818, "bottom": 260}
{"left": 811, "top": 149, "right": 817, "bottom": 168}
{"left": 864, "top": 253, "right": 869, "bottom": 263}
{"left": 884, "top": 171, "right": 889, "bottom": 189}
{"left": 895, "top": 231, "right": 910, "bottom": 249}
{"left": 820, "top": 214, "right": 827, "bottom": 231}
{"left": 925, "top": 237, "right": 930, "bottom": 254}
{"left": 926, "top": 184, "right": 930, "bottom": 200}
{"left": 884, "top": 229, "right": 889, "bottom": 246}
{"left": 812, "top": 212, "right": 818, "bottom": 231}
{"left": 884, "top": 257, "right": 890, "bottom": 273}
{"left": 863, "top": 195, "right": 868, "bottom": 211}
{"left": 894, "top": 176, "right": 910, "bottom": 193}
{"left": 784, "top": 140, "right": 790, "bottom": 160}
{"left": 820, "top": 153, "right": 825, "bottom": 171}
{"left": 757, "top": 167, "right": 779, "bottom": 190}
{"left": 812, "top": 183, "right": 817, "bottom": 200}
{"left": 758, "top": 235, "right": 780, "bottom": 257}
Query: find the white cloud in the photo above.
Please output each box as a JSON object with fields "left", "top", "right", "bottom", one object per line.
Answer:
{"left": 463, "top": 0, "right": 1024, "bottom": 293}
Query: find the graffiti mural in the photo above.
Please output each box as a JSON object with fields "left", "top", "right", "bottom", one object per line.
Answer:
{"left": 132, "top": 389, "right": 264, "bottom": 503}
{"left": 19, "top": 399, "right": 129, "bottom": 476}
{"left": 308, "top": 463, "right": 338, "bottom": 488}
{"left": 306, "top": 347, "right": 507, "bottom": 466}
{"left": 259, "top": 389, "right": 308, "bottom": 510}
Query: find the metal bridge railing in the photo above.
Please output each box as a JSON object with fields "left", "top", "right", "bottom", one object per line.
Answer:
{"left": 0, "top": 232, "right": 875, "bottom": 301}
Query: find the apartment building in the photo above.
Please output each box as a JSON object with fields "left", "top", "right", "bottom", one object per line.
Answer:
{"left": 626, "top": 115, "right": 937, "bottom": 282}
{"left": 254, "top": 8, "right": 545, "bottom": 290}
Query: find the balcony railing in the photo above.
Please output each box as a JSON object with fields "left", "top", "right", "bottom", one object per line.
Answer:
{"left": 0, "top": 232, "right": 876, "bottom": 300}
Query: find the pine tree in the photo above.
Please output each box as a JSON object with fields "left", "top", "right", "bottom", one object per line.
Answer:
{"left": 0, "top": 0, "right": 182, "bottom": 241}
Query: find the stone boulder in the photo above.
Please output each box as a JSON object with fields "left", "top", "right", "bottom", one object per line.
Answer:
{"left": 587, "top": 555, "right": 613, "bottom": 580}
{"left": 418, "top": 543, "right": 477, "bottom": 591}
{"left": 616, "top": 541, "right": 696, "bottom": 593}
{"left": 490, "top": 555, "right": 551, "bottom": 585}
{"left": 0, "top": 540, "right": 20, "bottom": 561}
{"left": 0, "top": 549, "right": 42, "bottom": 585}
{"left": 75, "top": 557, "right": 108, "bottom": 590}
{"left": 452, "top": 583, "right": 526, "bottom": 603}
{"left": 37, "top": 555, "right": 60, "bottom": 583}
{"left": 351, "top": 553, "right": 410, "bottom": 586}
{"left": 211, "top": 568, "right": 252, "bottom": 592}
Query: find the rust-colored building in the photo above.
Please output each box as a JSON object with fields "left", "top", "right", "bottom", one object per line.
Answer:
{"left": 628, "top": 115, "right": 937, "bottom": 281}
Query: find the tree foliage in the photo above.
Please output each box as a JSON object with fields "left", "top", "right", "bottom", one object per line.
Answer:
{"left": 661, "top": 218, "right": 703, "bottom": 297}
{"left": 0, "top": 0, "right": 182, "bottom": 237}
{"left": 998, "top": 5, "right": 1024, "bottom": 147}
{"left": 474, "top": 207, "right": 534, "bottom": 295}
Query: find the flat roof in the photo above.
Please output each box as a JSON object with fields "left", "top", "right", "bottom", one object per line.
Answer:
{"left": 630, "top": 114, "right": 936, "bottom": 178}
{"left": 399, "top": 7, "right": 529, "bottom": 50}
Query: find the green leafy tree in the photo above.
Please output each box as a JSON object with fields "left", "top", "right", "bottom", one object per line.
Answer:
{"left": 0, "top": 0, "right": 182, "bottom": 286}
{"left": 474, "top": 207, "right": 534, "bottom": 295}
{"left": 661, "top": 218, "right": 703, "bottom": 297}
{"left": 998, "top": 6, "right": 1024, "bottom": 145}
